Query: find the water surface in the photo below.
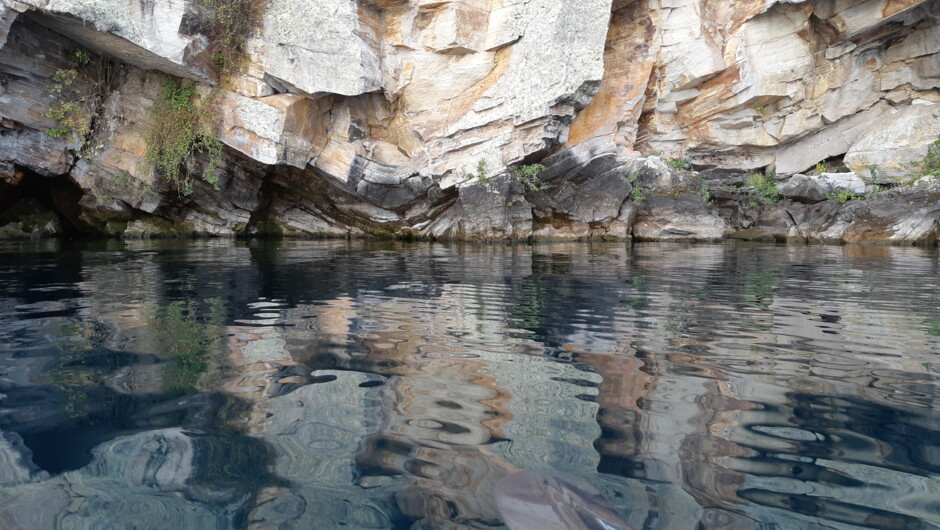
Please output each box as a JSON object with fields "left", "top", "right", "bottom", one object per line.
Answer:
{"left": 0, "top": 240, "right": 938, "bottom": 529}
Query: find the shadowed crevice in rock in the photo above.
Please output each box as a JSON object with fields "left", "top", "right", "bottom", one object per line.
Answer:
{"left": 0, "top": 168, "right": 84, "bottom": 238}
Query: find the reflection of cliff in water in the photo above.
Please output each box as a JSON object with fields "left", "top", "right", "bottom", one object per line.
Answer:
{"left": 227, "top": 280, "right": 606, "bottom": 527}
{"left": 0, "top": 241, "right": 280, "bottom": 527}
{"left": 0, "top": 240, "right": 938, "bottom": 528}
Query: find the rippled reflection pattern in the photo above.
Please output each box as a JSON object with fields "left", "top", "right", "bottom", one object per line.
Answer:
{"left": 0, "top": 240, "right": 938, "bottom": 529}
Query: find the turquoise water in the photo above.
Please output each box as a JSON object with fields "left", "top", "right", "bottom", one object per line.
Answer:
{"left": 0, "top": 240, "right": 938, "bottom": 529}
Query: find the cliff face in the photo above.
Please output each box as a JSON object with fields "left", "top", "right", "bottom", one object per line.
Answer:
{"left": 0, "top": 0, "right": 938, "bottom": 242}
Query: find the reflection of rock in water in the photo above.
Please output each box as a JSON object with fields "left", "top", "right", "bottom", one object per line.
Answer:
{"left": 345, "top": 290, "right": 611, "bottom": 527}
{"left": 494, "top": 470, "right": 631, "bottom": 530}
{"left": 226, "top": 283, "right": 619, "bottom": 528}
{"left": 0, "top": 431, "right": 47, "bottom": 486}
{"left": 250, "top": 370, "right": 402, "bottom": 528}
{"left": 0, "top": 428, "right": 227, "bottom": 529}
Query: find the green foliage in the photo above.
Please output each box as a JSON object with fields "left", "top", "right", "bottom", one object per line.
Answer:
{"left": 467, "top": 159, "right": 492, "bottom": 187}
{"left": 922, "top": 135, "right": 940, "bottom": 177}
{"left": 468, "top": 160, "right": 548, "bottom": 193}
{"left": 925, "top": 317, "right": 940, "bottom": 337}
{"left": 212, "top": 51, "right": 226, "bottom": 70}
{"left": 504, "top": 163, "right": 546, "bottom": 208}
{"left": 666, "top": 157, "right": 692, "bottom": 171}
{"left": 45, "top": 47, "right": 123, "bottom": 155}
{"left": 815, "top": 161, "right": 828, "bottom": 174}
{"left": 65, "top": 49, "right": 92, "bottom": 66}
{"left": 700, "top": 181, "right": 712, "bottom": 203}
{"left": 828, "top": 189, "right": 858, "bottom": 204}
{"left": 45, "top": 101, "right": 92, "bottom": 142}
{"left": 144, "top": 78, "right": 223, "bottom": 196}
{"left": 112, "top": 171, "right": 134, "bottom": 186}
{"left": 50, "top": 69, "right": 78, "bottom": 94}
{"left": 628, "top": 171, "right": 646, "bottom": 202}
{"left": 901, "top": 172, "right": 924, "bottom": 187}
{"left": 201, "top": 0, "right": 268, "bottom": 78}
{"left": 745, "top": 172, "right": 780, "bottom": 206}
{"left": 47, "top": 63, "right": 88, "bottom": 140}
{"left": 512, "top": 163, "right": 547, "bottom": 192}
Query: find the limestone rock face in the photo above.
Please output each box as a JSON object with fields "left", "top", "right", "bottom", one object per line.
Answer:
{"left": 633, "top": 195, "right": 728, "bottom": 241}
{"left": 3, "top": 0, "right": 212, "bottom": 80}
{"left": 844, "top": 103, "right": 940, "bottom": 181}
{"left": 0, "top": 0, "right": 937, "bottom": 242}
{"left": 736, "top": 194, "right": 940, "bottom": 244}
{"left": 258, "top": 0, "right": 382, "bottom": 97}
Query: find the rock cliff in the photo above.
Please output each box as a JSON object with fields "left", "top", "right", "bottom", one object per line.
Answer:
{"left": 0, "top": 0, "right": 938, "bottom": 242}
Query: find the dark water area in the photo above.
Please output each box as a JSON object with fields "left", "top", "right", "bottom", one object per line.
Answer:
{"left": 0, "top": 239, "right": 938, "bottom": 529}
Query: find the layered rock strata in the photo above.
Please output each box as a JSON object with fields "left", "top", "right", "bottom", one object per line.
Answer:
{"left": 0, "top": 0, "right": 938, "bottom": 242}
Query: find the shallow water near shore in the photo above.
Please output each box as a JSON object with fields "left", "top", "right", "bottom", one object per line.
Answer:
{"left": 0, "top": 239, "right": 938, "bottom": 529}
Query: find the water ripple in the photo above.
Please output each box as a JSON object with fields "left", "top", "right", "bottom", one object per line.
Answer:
{"left": 0, "top": 241, "right": 938, "bottom": 529}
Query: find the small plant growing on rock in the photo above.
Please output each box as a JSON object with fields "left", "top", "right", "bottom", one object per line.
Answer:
{"left": 45, "top": 102, "right": 92, "bottom": 141}
{"left": 745, "top": 172, "right": 780, "bottom": 206}
{"left": 920, "top": 135, "right": 940, "bottom": 177}
{"left": 66, "top": 49, "right": 92, "bottom": 67}
{"left": 628, "top": 172, "right": 646, "bottom": 203}
{"left": 201, "top": 0, "right": 268, "bottom": 78}
{"left": 45, "top": 48, "right": 122, "bottom": 153}
{"left": 700, "top": 181, "right": 712, "bottom": 203}
{"left": 828, "top": 189, "right": 858, "bottom": 204}
{"left": 901, "top": 170, "right": 925, "bottom": 187}
{"left": 144, "top": 78, "right": 223, "bottom": 196}
{"left": 666, "top": 157, "right": 692, "bottom": 172}
{"left": 466, "top": 159, "right": 492, "bottom": 187}
{"left": 512, "top": 163, "right": 547, "bottom": 192}
{"left": 814, "top": 161, "right": 828, "bottom": 174}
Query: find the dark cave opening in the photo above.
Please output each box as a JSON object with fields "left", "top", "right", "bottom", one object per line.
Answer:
{"left": 0, "top": 166, "right": 85, "bottom": 237}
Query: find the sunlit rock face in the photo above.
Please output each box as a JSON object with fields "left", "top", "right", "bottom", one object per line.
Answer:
{"left": 0, "top": 0, "right": 938, "bottom": 241}
{"left": 636, "top": 0, "right": 940, "bottom": 173}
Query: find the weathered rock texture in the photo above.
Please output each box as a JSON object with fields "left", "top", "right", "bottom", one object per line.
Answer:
{"left": 0, "top": 0, "right": 938, "bottom": 242}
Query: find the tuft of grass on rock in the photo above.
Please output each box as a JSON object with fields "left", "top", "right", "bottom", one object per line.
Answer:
{"left": 144, "top": 78, "right": 223, "bottom": 196}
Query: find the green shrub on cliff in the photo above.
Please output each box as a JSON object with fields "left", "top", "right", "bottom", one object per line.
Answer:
{"left": 467, "top": 160, "right": 548, "bottom": 192}
{"left": 46, "top": 102, "right": 92, "bottom": 141}
{"left": 745, "top": 172, "right": 780, "bottom": 206}
{"left": 923, "top": 135, "right": 940, "bottom": 177}
{"left": 201, "top": 0, "right": 267, "bottom": 78}
{"left": 144, "top": 78, "right": 223, "bottom": 196}
{"left": 628, "top": 172, "right": 646, "bottom": 202}
{"left": 512, "top": 163, "right": 548, "bottom": 191}
{"left": 828, "top": 189, "right": 858, "bottom": 204}
{"left": 666, "top": 157, "right": 692, "bottom": 171}
{"left": 467, "top": 159, "right": 491, "bottom": 187}
{"left": 45, "top": 48, "right": 122, "bottom": 156}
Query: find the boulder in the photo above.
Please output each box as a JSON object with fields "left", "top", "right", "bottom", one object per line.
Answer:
{"left": 633, "top": 195, "right": 728, "bottom": 241}
{"left": 818, "top": 172, "right": 866, "bottom": 194}
{"left": 777, "top": 174, "right": 829, "bottom": 203}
